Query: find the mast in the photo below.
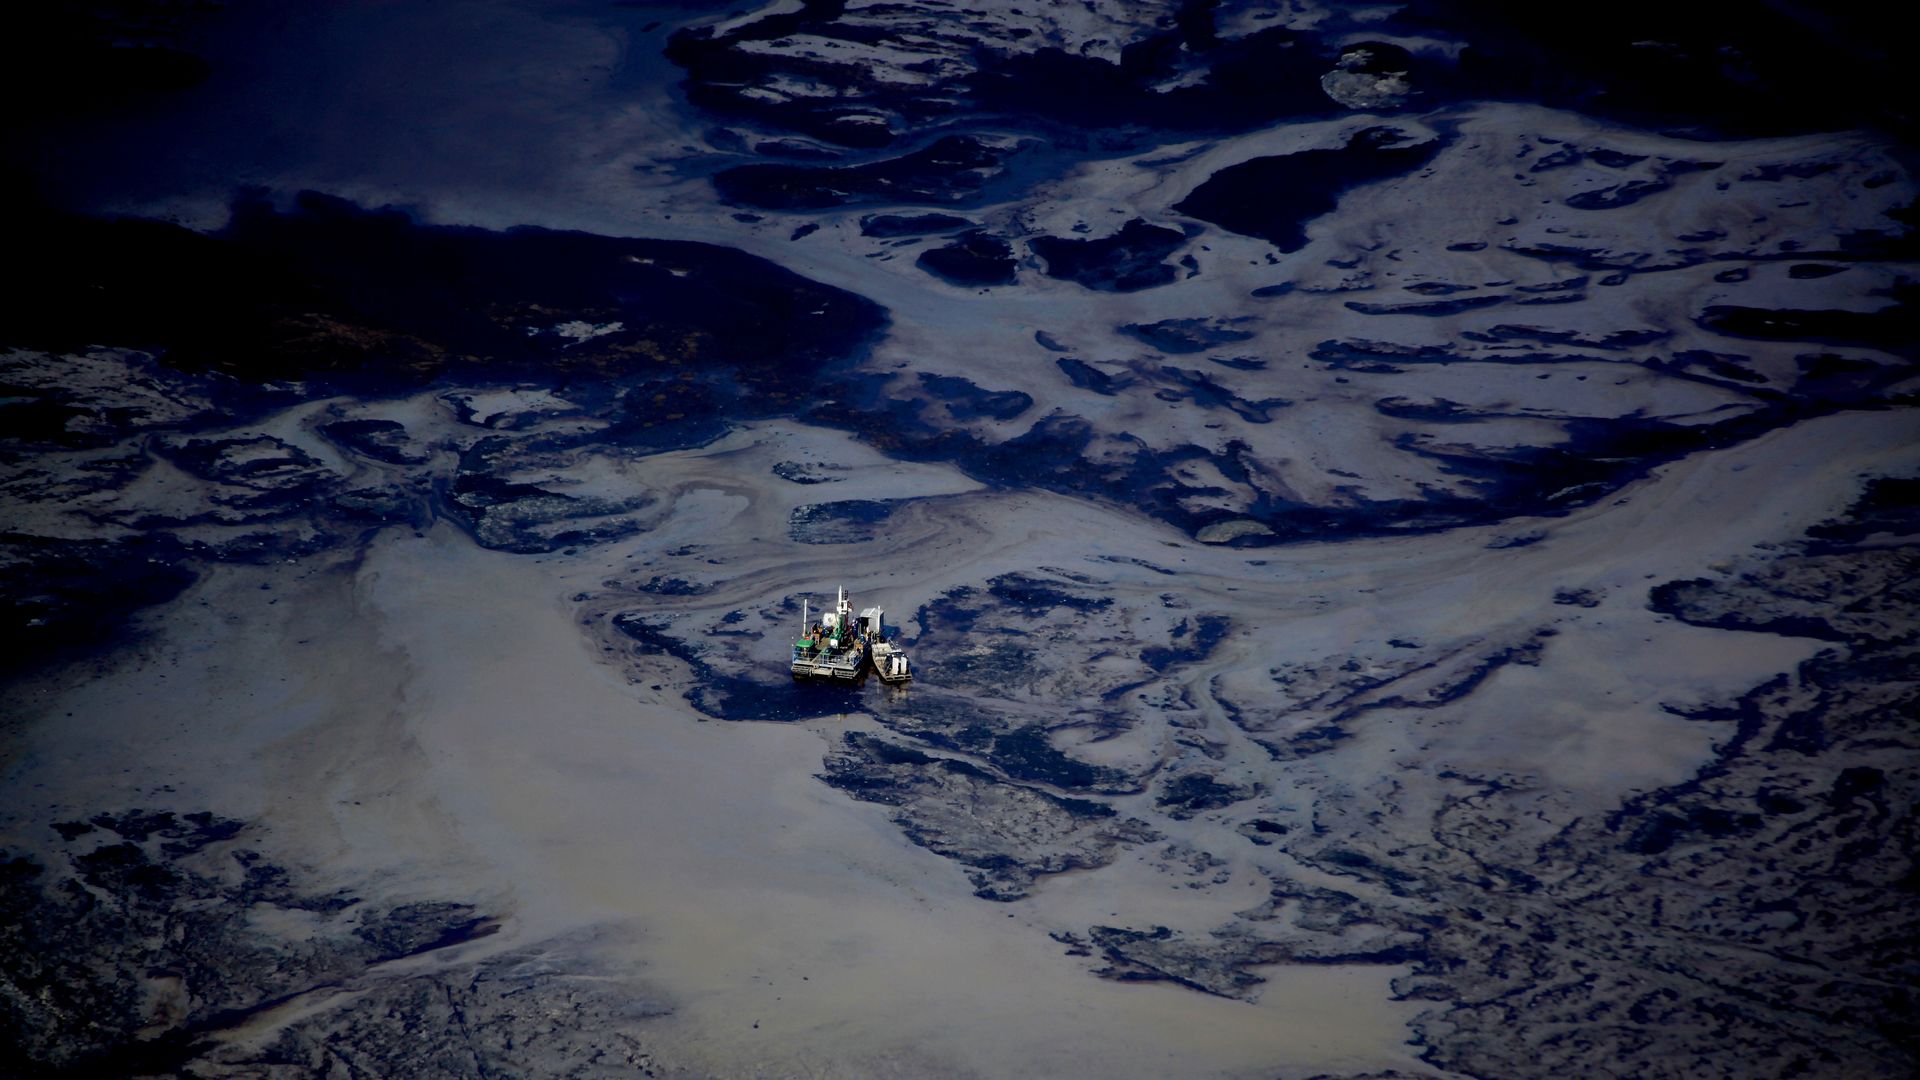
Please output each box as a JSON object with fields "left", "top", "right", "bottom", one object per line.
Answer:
{"left": 802, "top": 596, "right": 809, "bottom": 631}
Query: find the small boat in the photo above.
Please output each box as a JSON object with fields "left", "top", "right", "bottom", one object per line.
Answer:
{"left": 872, "top": 639, "right": 912, "bottom": 684}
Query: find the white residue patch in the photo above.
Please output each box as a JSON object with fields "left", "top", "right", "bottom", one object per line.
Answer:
{"left": 555, "top": 320, "right": 624, "bottom": 344}
{"left": 1196, "top": 519, "right": 1276, "bottom": 544}
{"left": 443, "top": 387, "right": 578, "bottom": 427}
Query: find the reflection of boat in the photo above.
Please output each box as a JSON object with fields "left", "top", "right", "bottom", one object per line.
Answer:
{"left": 788, "top": 586, "right": 912, "bottom": 684}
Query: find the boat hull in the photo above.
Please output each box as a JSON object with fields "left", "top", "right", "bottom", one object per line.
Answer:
{"left": 791, "top": 654, "right": 866, "bottom": 681}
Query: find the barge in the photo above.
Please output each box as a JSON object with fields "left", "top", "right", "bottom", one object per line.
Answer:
{"left": 790, "top": 586, "right": 912, "bottom": 684}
